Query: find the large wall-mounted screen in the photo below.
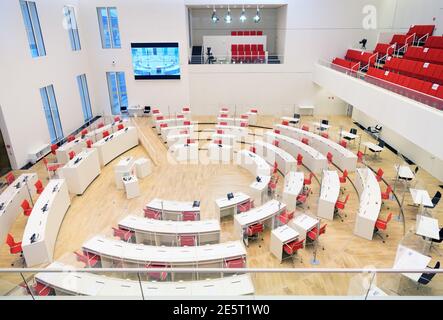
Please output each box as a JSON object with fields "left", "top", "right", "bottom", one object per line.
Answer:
{"left": 131, "top": 43, "right": 180, "bottom": 79}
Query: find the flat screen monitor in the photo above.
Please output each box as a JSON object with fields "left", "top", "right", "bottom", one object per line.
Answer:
{"left": 131, "top": 43, "right": 180, "bottom": 79}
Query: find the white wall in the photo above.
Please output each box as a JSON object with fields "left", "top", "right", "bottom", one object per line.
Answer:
{"left": 79, "top": 0, "right": 191, "bottom": 116}
{"left": 0, "top": 0, "right": 96, "bottom": 169}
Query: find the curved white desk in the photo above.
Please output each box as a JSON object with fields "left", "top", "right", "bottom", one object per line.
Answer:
{"left": 161, "top": 125, "right": 194, "bottom": 141}
{"left": 275, "top": 124, "right": 357, "bottom": 172}
{"left": 92, "top": 127, "right": 139, "bottom": 166}
{"left": 82, "top": 236, "right": 247, "bottom": 280}
{"left": 86, "top": 120, "right": 129, "bottom": 143}
{"left": 168, "top": 143, "right": 199, "bottom": 162}
{"left": 215, "top": 125, "right": 248, "bottom": 138}
{"left": 234, "top": 200, "right": 286, "bottom": 245}
{"left": 265, "top": 131, "right": 328, "bottom": 173}
{"left": 155, "top": 118, "right": 190, "bottom": 133}
{"left": 167, "top": 134, "right": 191, "bottom": 148}
{"left": 317, "top": 170, "right": 340, "bottom": 220}
{"left": 60, "top": 149, "right": 101, "bottom": 195}
{"left": 22, "top": 179, "right": 71, "bottom": 267}
{"left": 212, "top": 133, "right": 236, "bottom": 146}
{"left": 253, "top": 140, "right": 296, "bottom": 175}
{"left": 0, "top": 173, "right": 37, "bottom": 244}
{"left": 207, "top": 143, "right": 234, "bottom": 163}
{"left": 35, "top": 262, "right": 254, "bottom": 297}
{"left": 249, "top": 175, "right": 271, "bottom": 206}
{"left": 217, "top": 117, "right": 248, "bottom": 126}
{"left": 215, "top": 192, "right": 251, "bottom": 218}
{"left": 236, "top": 149, "right": 272, "bottom": 177}
{"left": 119, "top": 215, "right": 220, "bottom": 246}
{"left": 354, "top": 168, "right": 382, "bottom": 240}
{"left": 146, "top": 198, "right": 200, "bottom": 221}
{"left": 282, "top": 171, "right": 305, "bottom": 211}
{"left": 56, "top": 138, "right": 86, "bottom": 164}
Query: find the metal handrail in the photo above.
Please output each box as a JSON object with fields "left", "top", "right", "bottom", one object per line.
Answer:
{"left": 1, "top": 267, "right": 443, "bottom": 274}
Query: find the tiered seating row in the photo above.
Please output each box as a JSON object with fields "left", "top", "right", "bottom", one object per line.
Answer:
{"left": 231, "top": 44, "right": 265, "bottom": 63}
{"left": 404, "top": 46, "right": 443, "bottom": 65}
{"left": 345, "top": 49, "right": 378, "bottom": 67}
{"left": 331, "top": 58, "right": 360, "bottom": 72}
{"left": 425, "top": 36, "right": 443, "bottom": 50}
{"left": 384, "top": 57, "right": 443, "bottom": 85}
{"left": 231, "top": 31, "right": 263, "bottom": 36}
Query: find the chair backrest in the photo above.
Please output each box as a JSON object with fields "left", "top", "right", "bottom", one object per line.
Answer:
{"left": 5, "top": 172, "right": 15, "bottom": 185}
{"left": 21, "top": 199, "right": 30, "bottom": 210}
{"left": 182, "top": 211, "right": 196, "bottom": 221}
{"left": 319, "top": 224, "right": 327, "bottom": 235}
{"left": 344, "top": 194, "right": 350, "bottom": 204}
{"left": 51, "top": 144, "right": 58, "bottom": 154}
{"left": 69, "top": 151, "right": 75, "bottom": 160}
{"left": 6, "top": 233, "right": 15, "bottom": 247}
{"left": 377, "top": 168, "right": 384, "bottom": 177}
{"left": 103, "top": 131, "right": 110, "bottom": 138}
{"left": 327, "top": 152, "right": 333, "bottom": 161}
{"left": 386, "top": 212, "right": 393, "bottom": 224}
{"left": 114, "top": 116, "right": 121, "bottom": 122}
{"left": 226, "top": 258, "right": 245, "bottom": 268}
{"left": 86, "top": 140, "right": 93, "bottom": 148}
{"left": 81, "top": 129, "right": 88, "bottom": 135}
{"left": 342, "top": 170, "right": 348, "bottom": 178}
{"left": 386, "top": 185, "right": 392, "bottom": 194}
{"left": 35, "top": 180, "right": 43, "bottom": 189}
{"left": 97, "top": 122, "right": 105, "bottom": 128}
{"left": 67, "top": 135, "right": 75, "bottom": 142}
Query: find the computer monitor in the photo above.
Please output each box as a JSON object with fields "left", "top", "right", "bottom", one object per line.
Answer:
{"left": 293, "top": 113, "right": 300, "bottom": 119}
{"left": 350, "top": 128, "right": 357, "bottom": 134}
{"left": 321, "top": 119, "right": 329, "bottom": 125}
{"left": 192, "top": 200, "right": 200, "bottom": 208}
{"left": 227, "top": 193, "right": 234, "bottom": 200}
{"left": 256, "top": 176, "right": 262, "bottom": 182}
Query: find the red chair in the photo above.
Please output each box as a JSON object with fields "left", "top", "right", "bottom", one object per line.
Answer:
{"left": 156, "top": 116, "right": 164, "bottom": 121}
{"left": 34, "top": 180, "right": 44, "bottom": 194}
{"left": 67, "top": 135, "right": 75, "bottom": 142}
{"left": 240, "top": 122, "right": 248, "bottom": 127}
{"left": 114, "top": 116, "right": 121, "bottom": 122}
{"left": 213, "top": 139, "right": 223, "bottom": 145}
{"left": 182, "top": 211, "right": 197, "bottom": 221}
{"left": 144, "top": 208, "right": 161, "bottom": 219}
{"left": 339, "top": 140, "right": 347, "bottom": 148}
{"left": 183, "top": 121, "right": 191, "bottom": 125}
{"left": 304, "top": 172, "right": 314, "bottom": 186}
{"left": 5, "top": 172, "right": 15, "bottom": 185}
{"left": 250, "top": 146, "right": 256, "bottom": 153}
{"left": 21, "top": 200, "right": 33, "bottom": 217}
{"left": 376, "top": 168, "right": 384, "bottom": 182}
{"left": 74, "top": 251, "right": 101, "bottom": 267}
{"left": 6, "top": 234, "right": 23, "bottom": 266}
{"left": 32, "top": 281, "right": 53, "bottom": 296}
{"left": 68, "top": 151, "right": 76, "bottom": 160}
{"left": 179, "top": 235, "right": 196, "bottom": 247}
{"left": 117, "top": 124, "right": 124, "bottom": 131}
{"left": 301, "top": 138, "right": 309, "bottom": 145}
{"left": 302, "top": 125, "right": 309, "bottom": 131}
{"left": 220, "top": 113, "right": 228, "bottom": 118}
{"left": 297, "top": 154, "right": 303, "bottom": 166}
{"left": 160, "top": 123, "right": 168, "bottom": 128}
{"left": 217, "top": 129, "right": 224, "bottom": 134}
{"left": 274, "top": 129, "right": 280, "bottom": 134}
{"left": 374, "top": 213, "right": 393, "bottom": 242}
{"left": 146, "top": 263, "right": 169, "bottom": 281}
{"left": 50, "top": 144, "right": 58, "bottom": 155}
{"left": 334, "top": 194, "right": 349, "bottom": 221}
{"left": 246, "top": 223, "right": 264, "bottom": 245}
{"left": 239, "top": 200, "right": 254, "bottom": 213}
{"left": 97, "top": 122, "right": 105, "bottom": 128}
{"left": 296, "top": 188, "right": 310, "bottom": 209}
{"left": 306, "top": 224, "right": 327, "bottom": 250}
{"left": 273, "top": 162, "right": 278, "bottom": 174}
{"left": 282, "top": 239, "right": 304, "bottom": 263}
{"left": 319, "top": 132, "right": 328, "bottom": 139}
{"left": 220, "top": 121, "right": 228, "bottom": 126}
{"left": 186, "top": 138, "right": 195, "bottom": 144}
{"left": 112, "top": 227, "right": 133, "bottom": 242}
{"left": 327, "top": 152, "right": 333, "bottom": 165}
{"left": 86, "top": 139, "right": 93, "bottom": 148}
{"left": 225, "top": 257, "right": 245, "bottom": 268}
{"left": 268, "top": 179, "right": 278, "bottom": 195}
{"left": 278, "top": 210, "right": 294, "bottom": 225}
{"left": 241, "top": 114, "right": 248, "bottom": 120}
{"left": 357, "top": 151, "right": 364, "bottom": 163}
{"left": 273, "top": 140, "right": 280, "bottom": 147}
{"left": 282, "top": 120, "right": 289, "bottom": 126}
{"left": 102, "top": 131, "right": 110, "bottom": 138}
{"left": 43, "top": 158, "right": 64, "bottom": 178}
{"left": 183, "top": 107, "right": 190, "bottom": 112}
{"left": 381, "top": 185, "right": 393, "bottom": 209}
{"left": 81, "top": 129, "right": 88, "bottom": 136}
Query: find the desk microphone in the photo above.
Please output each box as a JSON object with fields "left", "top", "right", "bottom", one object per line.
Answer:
{"left": 42, "top": 203, "right": 48, "bottom": 212}
{"left": 30, "top": 233, "right": 38, "bottom": 243}
{"left": 0, "top": 203, "right": 4, "bottom": 211}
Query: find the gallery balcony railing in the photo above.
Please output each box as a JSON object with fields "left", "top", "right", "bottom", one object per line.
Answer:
{"left": 188, "top": 54, "right": 283, "bottom": 65}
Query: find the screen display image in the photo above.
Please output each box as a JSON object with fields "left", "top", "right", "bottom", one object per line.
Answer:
{"left": 131, "top": 43, "right": 180, "bottom": 79}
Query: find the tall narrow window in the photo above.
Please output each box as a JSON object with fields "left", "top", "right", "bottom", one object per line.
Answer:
{"left": 77, "top": 74, "right": 93, "bottom": 122}
{"left": 19, "top": 0, "right": 46, "bottom": 57}
{"left": 63, "top": 6, "right": 81, "bottom": 51}
{"left": 106, "top": 72, "right": 128, "bottom": 115}
{"left": 40, "top": 85, "right": 63, "bottom": 143}
{"left": 97, "top": 7, "right": 121, "bottom": 49}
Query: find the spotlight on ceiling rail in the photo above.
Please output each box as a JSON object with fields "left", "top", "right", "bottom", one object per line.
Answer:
{"left": 211, "top": 6, "right": 219, "bottom": 23}
{"left": 224, "top": 5, "right": 232, "bottom": 24}
{"left": 253, "top": 5, "right": 261, "bottom": 23}
{"left": 240, "top": 5, "right": 247, "bottom": 23}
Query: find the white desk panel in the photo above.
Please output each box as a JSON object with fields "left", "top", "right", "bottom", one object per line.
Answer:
{"left": 56, "top": 138, "right": 86, "bottom": 164}
{"left": 215, "top": 192, "right": 251, "bottom": 218}
{"left": 264, "top": 132, "right": 328, "bottom": 173}
{"left": 22, "top": 179, "right": 71, "bottom": 267}
{"left": 60, "top": 149, "right": 101, "bottom": 195}
{"left": 317, "top": 170, "right": 340, "bottom": 221}
{"left": 282, "top": 171, "right": 304, "bottom": 211}
{"left": 0, "top": 173, "right": 38, "bottom": 244}
{"left": 236, "top": 150, "right": 272, "bottom": 177}
{"left": 253, "top": 140, "right": 296, "bottom": 175}
{"left": 92, "top": 127, "right": 139, "bottom": 166}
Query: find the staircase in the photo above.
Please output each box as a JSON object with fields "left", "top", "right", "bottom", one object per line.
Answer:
{"left": 267, "top": 55, "right": 281, "bottom": 64}
{"left": 190, "top": 46, "right": 203, "bottom": 64}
